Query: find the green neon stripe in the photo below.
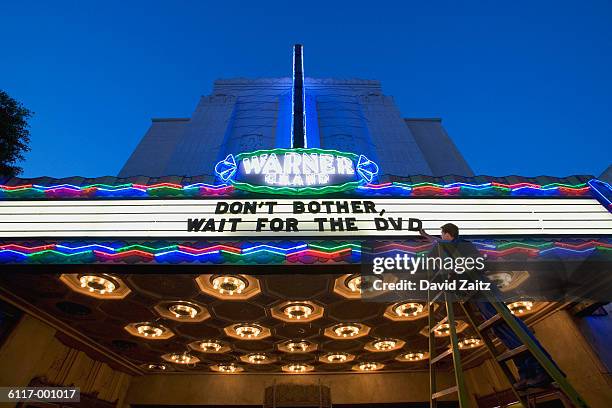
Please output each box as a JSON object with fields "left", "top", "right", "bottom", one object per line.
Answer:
{"left": 81, "top": 183, "right": 135, "bottom": 189}
{"left": 27, "top": 250, "right": 93, "bottom": 257}
{"left": 308, "top": 243, "right": 361, "bottom": 251}
{"left": 116, "top": 244, "right": 179, "bottom": 253}
{"left": 495, "top": 241, "right": 554, "bottom": 250}
{"left": 231, "top": 180, "right": 362, "bottom": 195}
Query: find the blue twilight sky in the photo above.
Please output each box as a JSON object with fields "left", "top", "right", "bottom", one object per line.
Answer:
{"left": 1, "top": 0, "right": 611, "bottom": 178}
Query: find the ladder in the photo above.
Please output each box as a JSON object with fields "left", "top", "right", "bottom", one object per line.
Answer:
{"left": 427, "top": 267, "right": 590, "bottom": 408}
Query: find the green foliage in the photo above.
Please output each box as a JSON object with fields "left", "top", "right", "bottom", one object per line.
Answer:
{"left": 0, "top": 90, "right": 32, "bottom": 177}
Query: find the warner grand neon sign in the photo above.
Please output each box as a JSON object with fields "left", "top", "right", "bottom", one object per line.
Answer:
{"left": 215, "top": 148, "right": 379, "bottom": 194}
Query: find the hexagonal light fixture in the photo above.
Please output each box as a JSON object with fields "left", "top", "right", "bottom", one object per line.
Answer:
{"left": 224, "top": 323, "right": 271, "bottom": 340}
{"left": 333, "top": 274, "right": 363, "bottom": 299}
{"left": 507, "top": 301, "right": 534, "bottom": 316}
{"left": 271, "top": 300, "right": 324, "bottom": 323}
{"left": 240, "top": 353, "right": 276, "bottom": 365}
{"left": 154, "top": 300, "right": 210, "bottom": 322}
{"left": 142, "top": 363, "right": 169, "bottom": 371}
{"left": 319, "top": 352, "right": 354, "bottom": 364}
{"left": 189, "top": 339, "right": 231, "bottom": 353}
{"left": 458, "top": 337, "right": 483, "bottom": 349}
{"left": 196, "top": 274, "right": 261, "bottom": 300}
{"left": 420, "top": 320, "right": 468, "bottom": 338}
{"left": 364, "top": 338, "right": 405, "bottom": 352}
{"left": 211, "top": 363, "right": 244, "bottom": 373}
{"left": 162, "top": 352, "right": 199, "bottom": 365}
{"left": 384, "top": 302, "right": 429, "bottom": 321}
{"left": 324, "top": 323, "right": 370, "bottom": 340}
{"left": 60, "top": 273, "right": 131, "bottom": 300}
{"left": 277, "top": 340, "right": 318, "bottom": 354}
{"left": 352, "top": 362, "right": 384, "bottom": 372}
{"left": 487, "top": 271, "right": 530, "bottom": 292}
{"left": 396, "top": 352, "right": 429, "bottom": 362}
{"left": 125, "top": 322, "right": 174, "bottom": 340}
{"left": 282, "top": 363, "right": 314, "bottom": 373}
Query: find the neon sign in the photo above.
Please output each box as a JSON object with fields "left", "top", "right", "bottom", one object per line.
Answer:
{"left": 215, "top": 148, "right": 379, "bottom": 194}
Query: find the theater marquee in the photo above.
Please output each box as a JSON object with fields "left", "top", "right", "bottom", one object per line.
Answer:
{"left": 214, "top": 148, "right": 380, "bottom": 194}
{"left": 1, "top": 197, "right": 610, "bottom": 238}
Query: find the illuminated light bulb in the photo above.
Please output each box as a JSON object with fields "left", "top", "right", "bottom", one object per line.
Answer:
{"left": 346, "top": 275, "right": 362, "bottom": 293}
{"left": 358, "top": 362, "right": 381, "bottom": 371}
{"left": 433, "top": 322, "right": 456, "bottom": 336}
{"left": 137, "top": 324, "right": 164, "bottom": 338}
{"left": 218, "top": 364, "right": 239, "bottom": 373}
{"left": 285, "top": 364, "right": 308, "bottom": 373}
{"left": 508, "top": 301, "right": 534, "bottom": 315}
{"left": 212, "top": 275, "right": 247, "bottom": 295}
{"left": 394, "top": 302, "right": 424, "bottom": 317}
{"left": 287, "top": 341, "right": 309, "bottom": 352}
{"left": 147, "top": 364, "right": 166, "bottom": 370}
{"left": 79, "top": 275, "right": 116, "bottom": 294}
{"left": 235, "top": 324, "right": 262, "bottom": 338}
{"left": 488, "top": 272, "right": 513, "bottom": 288}
{"left": 170, "top": 353, "right": 195, "bottom": 364}
{"left": 326, "top": 353, "right": 348, "bottom": 363}
{"left": 247, "top": 354, "right": 268, "bottom": 364}
{"left": 283, "top": 304, "right": 314, "bottom": 320}
{"left": 373, "top": 339, "right": 397, "bottom": 351}
{"left": 199, "top": 341, "right": 222, "bottom": 352}
{"left": 333, "top": 324, "right": 360, "bottom": 337}
{"left": 168, "top": 303, "right": 198, "bottom": 319}
{"left": 459, "top": 337, "right": 482, "bottom": 349}
{"left": 403, "top": 352, "right": 425, "bottom": 361}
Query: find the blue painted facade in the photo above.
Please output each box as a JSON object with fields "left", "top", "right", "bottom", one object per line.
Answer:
{"left": 119, "top": 78, "right": 473, "bottom": 181}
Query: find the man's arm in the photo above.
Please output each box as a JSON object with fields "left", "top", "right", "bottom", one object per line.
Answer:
{"left": 419, "top": 228, "right": 437, "bottom": 243}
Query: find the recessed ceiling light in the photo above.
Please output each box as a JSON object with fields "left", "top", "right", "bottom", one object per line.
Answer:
{"left": 373, "top": 339, "right": 397, "bottom": 351}
{"left": 212, "top": 275, "right": 247, "bottom": 295}
{"left": 168, "top": 303, "right": 199, "bottom": 319}
{"left": 346, "top": 275, "right": 362, "bottom": 293}
{"left": 433, "top": 322, "right": 455, "bottom": 336}
{"left": 356, "top": 362, "right": 383, "bottom": 371}
{"left": 458, "top": 337, "right": 482, "bottom": 349}
{"left": 394, "top": 302, "right": 424, "bottom": 317}
{"left": 286, "top": 341, "right": 310, "bottom": 352}
{"left": 136, "top": 323, "right": 165, "bottom": 338}
{"left": 401, "top": 352, "right": 426, "bottom": 361}
{"left": 235, "top": 324, "right": 263, "bottom": 338}
{"left": 283, "top": 363, "right": 312, "bottom": 373}
{"left": 507, "top": 301, "right": 533, "bottom": 315}
{"left": 79, "top": 275, "right": 116, "bottom": 295}
{"left": 146, "top": 363, "right": 167, "bottom": 371}
{"left": 333, "top": 324, "right": 361, "bottom": 337}
{"left": 283, "top": 303, "right": 314, "bottom": 320}
{"left": 247, "top": 354, "right": 269, "bottom": 364}
{"left": 217, "top": 363, "right": 241, "bottom": 373}
{"left": 488, "top": 272, "right": 513, "bottom": 288}
{"left": 169, "top": 352, "right": 197, "bottom": 365}
{"left": 198, "top": 341, "right": 223, "bottom": 352}
{"left": 326, "top": 353, "right": 349, "bottom": 363}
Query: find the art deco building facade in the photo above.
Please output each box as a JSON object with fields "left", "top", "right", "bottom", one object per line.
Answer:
{"left": 119, "top": 78, "right": 473, "bottom": 180}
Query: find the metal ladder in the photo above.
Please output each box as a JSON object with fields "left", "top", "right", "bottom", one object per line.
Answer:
{"left": 427, "top": 269, "right": 590, "bottom": 408}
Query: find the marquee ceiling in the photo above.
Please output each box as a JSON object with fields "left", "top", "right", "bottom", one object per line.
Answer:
{"left": 0, "top": 265, "right": 551, "bottom": 375}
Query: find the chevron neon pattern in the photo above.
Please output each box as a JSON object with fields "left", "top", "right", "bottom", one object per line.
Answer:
{"left": 0, "top": 180, "right": 595, "bottom": 199}
{"left": 0, "top": 240, "right": 609, "bottom": 265}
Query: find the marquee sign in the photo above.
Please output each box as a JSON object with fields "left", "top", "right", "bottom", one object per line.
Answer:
{"left": 1, "top": 197, "right": 611, "bottom": 238}
{"left": 214, "top": 148, "right": 379, "bottom": 194}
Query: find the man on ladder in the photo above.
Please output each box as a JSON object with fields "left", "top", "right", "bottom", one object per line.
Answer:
{"left": 420, "top": 223, "right": 553, "bottom": 390}
{"left": 418, "top": 223, "right": 588, "bottom": 407}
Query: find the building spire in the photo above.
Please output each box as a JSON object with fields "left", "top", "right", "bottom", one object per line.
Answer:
{"left": 291, "top": 44, "right": 306, "bottom": 148}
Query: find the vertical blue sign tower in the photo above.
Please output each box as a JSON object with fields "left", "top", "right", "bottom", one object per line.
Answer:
{"left": 291, "top": 44, "right": 307, "bottom": 148}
